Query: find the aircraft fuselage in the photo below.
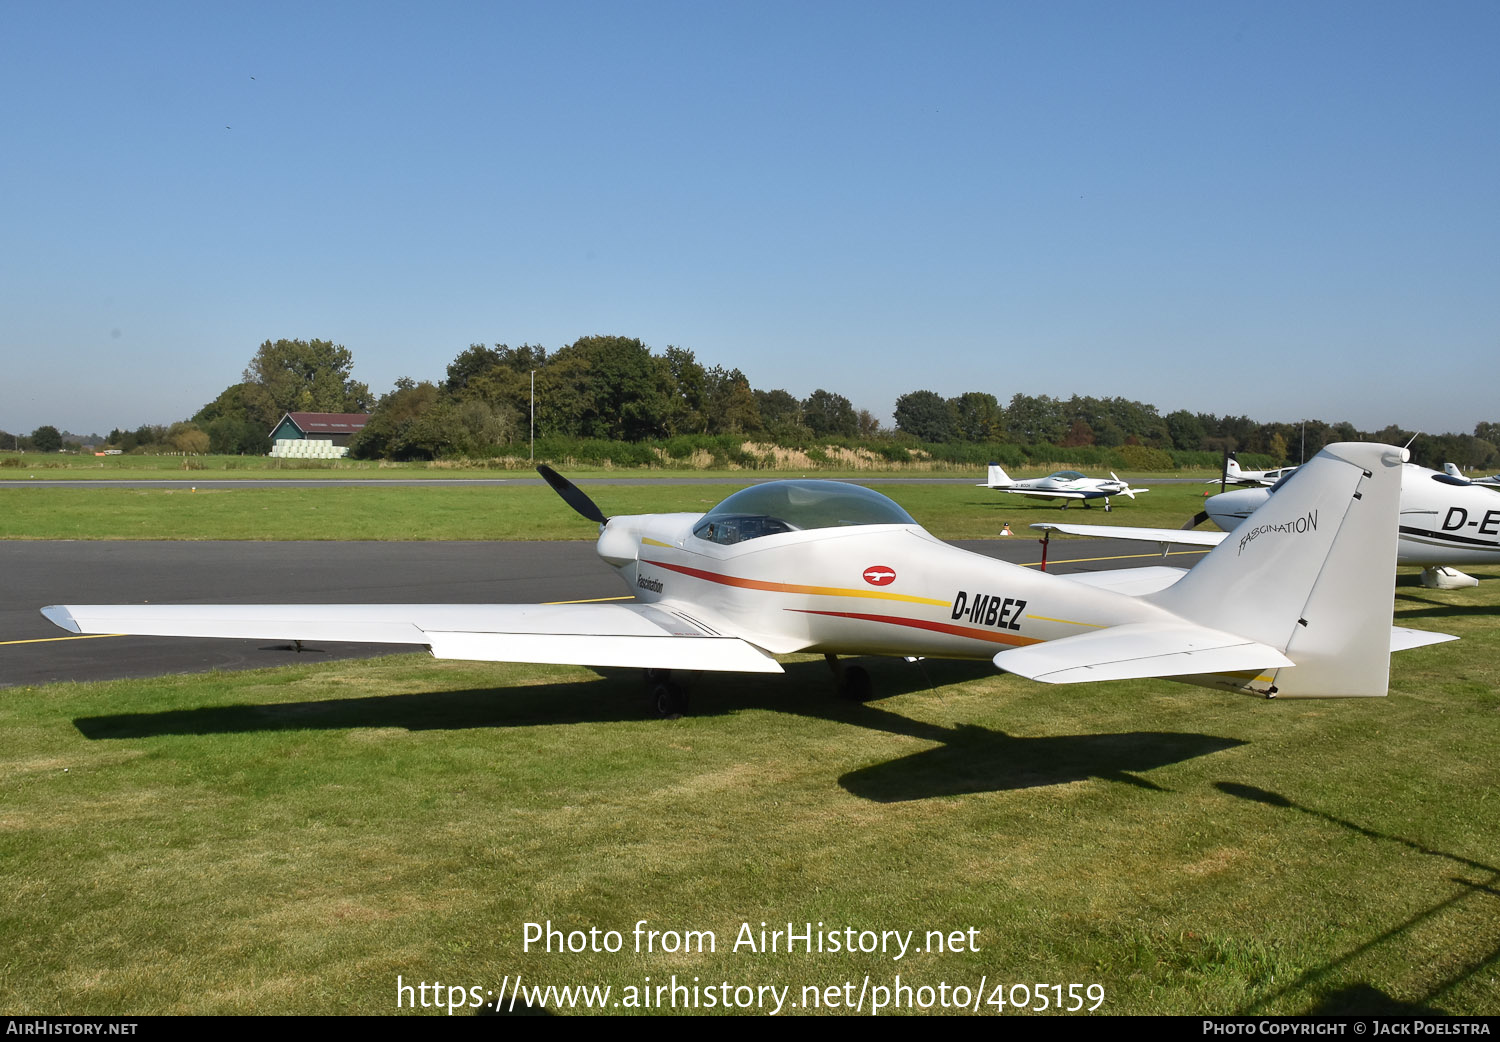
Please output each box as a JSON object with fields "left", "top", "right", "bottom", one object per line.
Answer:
{"left": 600, "top": 514, "right": 1173, "bottom": 662}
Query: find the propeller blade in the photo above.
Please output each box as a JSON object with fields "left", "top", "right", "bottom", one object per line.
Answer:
{"left": 1182, "top": 511, "right": 1210, "bottom": 530}
{"left": 536, "top": 465, "right": 608, "bottom": 525}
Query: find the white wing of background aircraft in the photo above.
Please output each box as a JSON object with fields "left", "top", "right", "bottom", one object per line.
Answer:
{"left": 45, "top": 444, "right": 1451, "bottom": 713}
{"left": 1035, "top": 461, "right": 1500, "bottom": 590}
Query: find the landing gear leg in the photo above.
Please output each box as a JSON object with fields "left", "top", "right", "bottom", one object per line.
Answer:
{"left": 825, "top": 654, "right": 873, "bottom": 702}
{"left": 643, "top": 668, "right": 689, "bottom": 718}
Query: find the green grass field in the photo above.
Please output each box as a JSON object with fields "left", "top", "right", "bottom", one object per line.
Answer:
{"left": 2, "top": 473, "right": 1495, "bottom": 1015}
{"left": 2, "top": 569, "right": 1496, "bottom": 1015}
{"left": 0, "top": 480, "right": 1218, "bottom": 541}
{"left": 0, "top": 450, "right": 1224, "bottom": 483}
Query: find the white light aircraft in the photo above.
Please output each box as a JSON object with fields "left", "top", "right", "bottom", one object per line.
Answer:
{"left": 44, "top": 444, "right": 1450, "bottom": 713}
{"left": 1213, "top": 453, "right": 1298, "bottom": 488}
{"left": 979, "top": 463, "right": 1147, "bottom": 511}
{"left": 1035, "top": 461, "right": 1500, "bottom": 590}
{"left": 1444, "top": 463, "right": 1500, "bottom": 488}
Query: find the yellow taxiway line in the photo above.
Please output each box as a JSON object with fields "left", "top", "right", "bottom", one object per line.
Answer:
{"left": 0, "top": 633, "right": 125, "bottom": 646}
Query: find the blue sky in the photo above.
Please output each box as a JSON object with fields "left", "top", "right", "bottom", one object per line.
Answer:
{"left": 3, "top": 1, "right": 1496, "bottom": 438}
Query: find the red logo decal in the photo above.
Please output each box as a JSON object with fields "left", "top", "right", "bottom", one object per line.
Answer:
{"left": 863, "top": 566, "right": 897, "bottom": 586}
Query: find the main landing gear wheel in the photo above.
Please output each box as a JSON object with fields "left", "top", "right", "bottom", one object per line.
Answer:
{"left": 841, "top": 665, "right": 873, "bottom": 702}
{"left": 825, "top": 654, "right": 874, "bottom": 702}
{"left": 644, "top": 669, "right": 689, "bottom": 718}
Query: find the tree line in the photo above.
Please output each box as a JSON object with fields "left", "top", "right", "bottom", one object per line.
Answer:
{"left": 15, "top": 334, "right": 1499, "bottom": 470}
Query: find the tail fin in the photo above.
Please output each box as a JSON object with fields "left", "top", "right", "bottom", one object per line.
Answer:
{"left": 985, "top": 463, "right": 1013, "bottom": 488}
{"left": 1224, "top": 456, "right": 1244, "bottom": 479}
{"left": 1149, "top": 442, "right": 1407, "bottom": 697}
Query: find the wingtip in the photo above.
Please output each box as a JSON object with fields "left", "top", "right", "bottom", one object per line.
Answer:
{"left": 41, "top": 605, "right": 82, "bottom": 634}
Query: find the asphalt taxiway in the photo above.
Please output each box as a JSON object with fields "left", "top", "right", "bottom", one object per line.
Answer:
{"left": 1, "top": 538, "right": 1208, "bottom": 688}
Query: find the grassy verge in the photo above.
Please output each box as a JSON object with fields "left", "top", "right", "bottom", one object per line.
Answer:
{"left": 0, "top": 483, "right": 1219, "bottom": 541}
{"left": 0, "top": 451, "right": 1227, "bottom": 482}
{"left": 1, "top": 569, "right": 1495, "bottom": 1015}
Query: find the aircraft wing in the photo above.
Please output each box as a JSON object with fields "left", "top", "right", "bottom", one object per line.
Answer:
{"left": 1031, "top": 522, "right": 1227, "bottom": 548}
{"left": 991, "top": 622, "right": 1293, "bottom": 684}
{"left": 40, "top": 601, "right": 785, "bottom": 674}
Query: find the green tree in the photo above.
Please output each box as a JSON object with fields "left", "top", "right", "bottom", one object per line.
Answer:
{"left": 349, "top": 381, "right": 445, "bottom": 459}
{"left": 663, "top": 346, "right": 708, "bottom": 435}
{"left": 444, "top": 344, "right": 506, "bottom": 394}
{"left": 752, "top": 389, "right": 805, "bottom": 438}
{"left": 167, "top": 421, "right": 209, "bottom": 455}
{"left": 31, "top": 425, "right": 62, "bottom": 453}
{"left": 801, "top": 389, "right": 857, "bottom": 438}
{"left": 195, "top": 382, "right": 279, "bottom": 438}
{"left": 1165, "top": 409, "right": 1205, "bottom": 451}
{"left": 950, "top": 392, "right": 1003, "bottom": 442}
{"left": 547, "top": 335, "right": 674, "bottom": 440}
{"left": 533, "top": 351, "right": 594, "bottom": 438}
{"left": 204, "top": 415, "right": 270, "bottom": 455}
{"left": 243, "top": 338, "right": 373, "bottom": 420}
{"left": 1005, "top": 394, "right": 1065, "bottom": 445}
{"left": 1267, "top": 431, "right": 1289, "bottom": 465}
{"left": 703, "top": 366, "right": 761, "bottom": 435}
{"left": 893, "top": 390, "right": 956, "bottom": 442}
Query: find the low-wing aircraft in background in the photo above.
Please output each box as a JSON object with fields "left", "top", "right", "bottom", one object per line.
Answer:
{"left": 1212, "top": 453, "right": 1298, "bottom": 488}
{"left": 45, "top": 444, "right": 1451, "bottom": 715}
{"left": 1035, "top": 461, "right": 1500, "bottom": 590}
{"left": 979, "top": 463, "right": 1148, "bottom": 511}
{"left": 1444, "top": 463, "right": 1500, "bottom": 487}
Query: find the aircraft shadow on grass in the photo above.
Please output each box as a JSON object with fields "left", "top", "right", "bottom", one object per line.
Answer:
{"left": 1392, "top": 583, "right": 1500, "bottom": 624}
{"left": 1217, "top": 782, "right": 1500, "bottom": 1016}
{"left": 72, "top": 656, "right": 1246, "bottom": 799}
{"left": 836, "top": 724, "right": 1244, "bottom": 802}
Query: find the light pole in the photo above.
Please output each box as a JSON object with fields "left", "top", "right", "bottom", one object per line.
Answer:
{"left": 529, "top": 370, "right": 535, "bottom": 462}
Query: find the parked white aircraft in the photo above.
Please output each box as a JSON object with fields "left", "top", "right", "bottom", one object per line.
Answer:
{"left": 45, "top": 445, "right": 1449, "bottom": 712}
{"left": 1035, "top": 461, "right": 1500, "bottom": 589}
{"left": 1213, "top": 453, "right": 1298, "bottom": 488}
{"left": 1444, "top": 463, "right": 1500, "bottom": 487}
{"left": 979, "top": 463, "right": 1148, "bottom": 511}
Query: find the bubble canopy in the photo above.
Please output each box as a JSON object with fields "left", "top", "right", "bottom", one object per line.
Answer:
{"left": 692, "top": 480, "right": 917, "bottom": 545}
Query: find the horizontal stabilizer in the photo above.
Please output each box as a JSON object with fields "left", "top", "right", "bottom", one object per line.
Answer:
{"left": 1031, "top": 522, "right": 1226, "bottom": 548}
{"left": 1389, "top": 627, "right": 1459, "bottom": 653}
{"left": 1058, "top": 566, "right": 1188, "bottom": 596}
{"left": 992, "top": 622, "right": 1293, "bottom": 684}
